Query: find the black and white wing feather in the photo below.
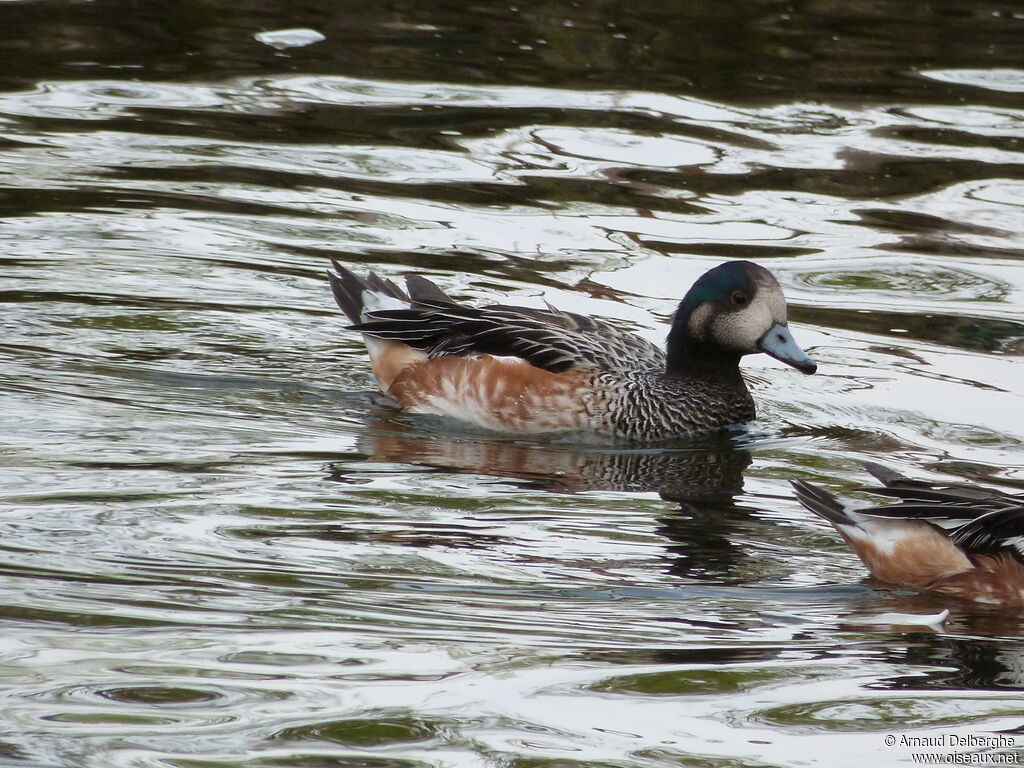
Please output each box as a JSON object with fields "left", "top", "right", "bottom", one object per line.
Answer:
{"left": 861, "top": 461, "right": 1023, "bottom": 508}
{"left": 851, "top": 461, "right": 1024, "bottom": 530}
{"left": 949, "top": 507, "right": 1024, "bottom": 561}
{"left": 350, "top": 287, "right": 665, "bottom": 375}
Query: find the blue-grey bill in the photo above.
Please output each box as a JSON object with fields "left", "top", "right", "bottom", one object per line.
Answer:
{"left": 757, "top": 322, "right": 817, "bottom": 374}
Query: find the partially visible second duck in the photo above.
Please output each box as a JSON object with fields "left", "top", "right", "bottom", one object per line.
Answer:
{"left": 329, "top": 259, "right": 816, "bottom": 441}
{"left": 792, "top": 463, "right": 1024, "bottom": 605}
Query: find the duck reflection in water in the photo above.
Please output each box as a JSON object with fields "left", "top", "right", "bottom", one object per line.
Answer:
{"left": 326, "top": 415, "right": 756, "bottom": 581}
{"left": 874, "top": 628, "right": 1024, "bottom": 691}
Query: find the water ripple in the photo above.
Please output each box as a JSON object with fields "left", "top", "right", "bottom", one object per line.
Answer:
{"left": 1, "top": 4, "right": 1024, "bottom": 767}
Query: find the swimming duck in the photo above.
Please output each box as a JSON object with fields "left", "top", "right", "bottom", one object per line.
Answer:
{"left": 792, "top": 463, "right": 1024, "bottom": 605}
{"left": 329, "top": 259, "right": 816, "bottom": 441}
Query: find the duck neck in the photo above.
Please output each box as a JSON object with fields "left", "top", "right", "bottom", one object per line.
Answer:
{"left": 665, "top": 337, "right": 745, "bottom": 383}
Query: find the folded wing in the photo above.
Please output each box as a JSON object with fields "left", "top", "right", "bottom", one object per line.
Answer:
{"left": 351, "top": 280, "right": 665, "bottom": 375}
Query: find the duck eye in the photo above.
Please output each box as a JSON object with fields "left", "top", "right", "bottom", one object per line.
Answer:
{"left": 731, "top": 291, "right": 748, "bottom": 306}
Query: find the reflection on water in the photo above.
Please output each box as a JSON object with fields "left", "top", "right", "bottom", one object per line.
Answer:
{"left": 1, "top": 0, "right": 1024, "bottom": 765}
{"left": 345, "top": 418, "right": 752, "bottom": 500}
{"left": 878, "top": 633, "right": 1024, "bottom": 692}
{"left": 343, "top": 421, "right": 762, "bottom": 581}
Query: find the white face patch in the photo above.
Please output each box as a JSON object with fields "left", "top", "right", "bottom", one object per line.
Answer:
{"left": 707, "top": 267, "right": 790, "bottom": 353}
{"left": 710, "top": 301, "right": 774, "bottom": 353}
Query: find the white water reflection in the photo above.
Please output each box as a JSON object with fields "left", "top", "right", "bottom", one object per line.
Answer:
{"left": 919, "top": 68, "right": 1024, "bottom": 93}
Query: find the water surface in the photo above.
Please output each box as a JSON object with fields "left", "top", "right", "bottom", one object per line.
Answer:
{"left": 1, "top": 1, "right": 1024, "bottom": 766}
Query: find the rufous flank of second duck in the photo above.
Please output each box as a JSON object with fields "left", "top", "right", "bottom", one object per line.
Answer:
{"left": 329, "top": 259, "right": 816, "bottom": 441}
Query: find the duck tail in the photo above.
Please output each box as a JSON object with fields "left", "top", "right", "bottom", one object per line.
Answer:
{"left": 327, "top": 259, "right": 410, "bottom": 324}
{"left": 790, "top": 480, "right": 860, "bottom": 529}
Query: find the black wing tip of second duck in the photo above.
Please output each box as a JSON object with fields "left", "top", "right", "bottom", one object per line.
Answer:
{"left": 862, "top": 461, "right": 909, "bottom": 487}
{"left": 327, "top": 260, "right": 368, "bottom": 324}
{"left": 327, "top": 260, "right": 412, "bottom": 324}
{"left": 405, "top": 273, "right": 456, "bottom": 306}
{"left": 790, "top": 479, "right": 857, "bottom": 528}
{"left": 859, "top": 460, "right": 1023, "bottom": 506}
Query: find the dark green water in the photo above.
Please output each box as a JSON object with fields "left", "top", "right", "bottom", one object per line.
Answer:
{"left": 1, "top": 1, "right": 1023, "bottom": 766}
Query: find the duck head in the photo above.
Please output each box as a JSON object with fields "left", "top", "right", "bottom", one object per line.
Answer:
{"left": 666, "top": 261, "right": 816, "bottom": 376}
